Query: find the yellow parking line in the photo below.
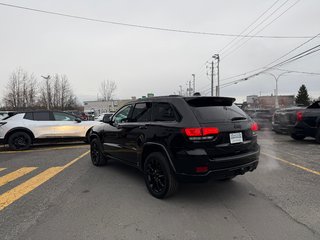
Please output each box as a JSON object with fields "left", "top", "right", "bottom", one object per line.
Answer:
{"left": 261, "top": 152, "right": 320, "bottom": 176}
{"left": 0, "top": 150, "right": 89, "bottom": 211}
{"left": 0, "top": 167, "right": 37, "bottom": 187}
{"left": 0, "top": 145, "right": 88, "bottom": 154}
{"left": 0, "top": 168, "right": 5, "bottom": 172}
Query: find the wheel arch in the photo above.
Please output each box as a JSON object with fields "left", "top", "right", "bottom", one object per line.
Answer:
{"left": 141, "top": 142, "right": 176, "bottom": 173}
{"left": 4, "top": 127, "right": 35, "bottom": 143}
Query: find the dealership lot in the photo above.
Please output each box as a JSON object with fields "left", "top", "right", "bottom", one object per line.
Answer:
{"left": 0, "top": 132, "right": 319, "bottom": 240}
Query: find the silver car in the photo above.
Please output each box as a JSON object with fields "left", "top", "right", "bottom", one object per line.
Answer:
{"left": 0, "top": 111, "right": 103, "bottom": 150}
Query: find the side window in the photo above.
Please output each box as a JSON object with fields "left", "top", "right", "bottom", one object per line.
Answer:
{"left": 24, "top": 112, "right": 33, "bottom": 120}
{"left": 113, "top": 105, "right": 132, "bottom": 124}
{"left": 33, "top": 112, "right": 51, "bottom": 121}
{"left": 152, "top": 103, "right": 177, "bottom": 122}
{"left": 53, "top": 112, "right": 76, "bottom": 121}
{"left": 131, "top": 103, "right": 152, "bottom": 122}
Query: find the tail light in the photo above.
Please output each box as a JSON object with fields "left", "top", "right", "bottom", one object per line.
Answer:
{"left": 182, "top": 127, "right": 219, "bottom": 141}
{"left": 296, "top": 111, "right": 303, "bottom": 122}
{"left": 251, "top": 122, "right": 259, "bottom": 131}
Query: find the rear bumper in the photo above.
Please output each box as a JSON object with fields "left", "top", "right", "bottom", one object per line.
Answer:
{"left": 290, "top": 123, "right": 316, "bottom": 138}
{"left": 174, "top": 147, "right": 260, "bottom": 182}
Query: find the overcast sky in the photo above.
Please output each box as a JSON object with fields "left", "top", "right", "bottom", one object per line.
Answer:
{"left": 0, "top": 0, "right": 319, "bottom": 103}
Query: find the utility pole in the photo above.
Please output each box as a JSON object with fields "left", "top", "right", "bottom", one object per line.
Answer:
{"left": 179, "top": 85, "right": 183, "bottom": 96}
{"left": 213, "top": 54, "right": 220, "bottom": 96}
{"left": 211, "top": 60, "right": 214, "bottom": 96}
{"left": 41, "top": 75, "right": 51, "bottom": 110}
{"left": 192, "top": 74, "right": 195, "bottom": 95}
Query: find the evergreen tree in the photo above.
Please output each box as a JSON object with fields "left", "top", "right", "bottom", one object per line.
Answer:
{"left": 295, "top": 84, "right": 310, "bottom": 106}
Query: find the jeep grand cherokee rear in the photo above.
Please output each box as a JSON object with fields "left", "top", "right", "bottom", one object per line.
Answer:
{"left": 90, "top": 96, "right": 260, "bottom": 198}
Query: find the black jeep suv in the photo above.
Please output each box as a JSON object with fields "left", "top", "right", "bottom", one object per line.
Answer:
{"left": 89, "top": 96, "right": 260, "bottom": 198}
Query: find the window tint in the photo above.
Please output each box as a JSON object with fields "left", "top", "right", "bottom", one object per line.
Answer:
{"left": 132, "top": 103, "right": 152, "bottom": 122}
{"left": 53, "top": 112, "right": 76, "bottom": 121}
{"left": 191, "top": 104, "right": 247, "bottom": 123}
{"left": 152, "top": 103, "right": 177, "bottom": 122}
{"left": 24, "top": 112, "right": 33, "bottom": 120}
{"left": 33, "top": 112, "right": 50, "bottom": 121}
{"left": 113, "top": 105, "right": 132, "bottom": 124}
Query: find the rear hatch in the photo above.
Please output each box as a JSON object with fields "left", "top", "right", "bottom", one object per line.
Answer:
{"left": 184, "top": 97, "right": 258, "bottom": 160}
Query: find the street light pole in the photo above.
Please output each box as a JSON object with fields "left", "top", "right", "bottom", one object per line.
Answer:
{"left": 261, "top": 71, "right": 290, "bottom": 109}
{"left": 41, "top": 75, "right": 51, "bottom": 110}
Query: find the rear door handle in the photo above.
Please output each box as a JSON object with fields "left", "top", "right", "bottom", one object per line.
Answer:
{"left": 139, "top": 126, "right": 147, "bottom": 129}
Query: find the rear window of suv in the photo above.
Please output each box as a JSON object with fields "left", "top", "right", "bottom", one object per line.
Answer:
{"left": 186, "top": 97, "right": 247, "bottom": 123}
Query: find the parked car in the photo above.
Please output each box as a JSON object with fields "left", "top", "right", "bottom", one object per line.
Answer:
{"left": 0, "top": 111, "right": 103, "bottom": 150}
{"left": 90, "top": 96, "right": 260, "bottom": 198}
{"left": 95, "top": 113, "right": 113, "bottom": 122}
{"left": 272, "top": 107, "right": 305, "bottom": 134}
{"left": 290, "top": 101, "right": 320, "bottom": 143}
{"left": 246, "top": 109, "right": 273, "bottom": 130}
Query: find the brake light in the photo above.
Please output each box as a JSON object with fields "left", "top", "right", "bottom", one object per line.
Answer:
{"left": 183, "top": 127, "right": 219, "bottom": 141}
{"left": 183, "top": 127, "right": 219, "bottom": 137}
{"left": 202, "top": 127, "right": 219, "bottom": 135}
{"left": 251, "top": 122, "right": 259, "bottom": 131}
{"left": 184, "top": 128, "right": 202, "bottom": 137}
{"left": 296, "top": 111, "right": 303, "bottom": 122}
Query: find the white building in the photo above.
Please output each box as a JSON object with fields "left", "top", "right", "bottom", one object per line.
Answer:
{"left": 83, "top": 99, "right": 132, "bottom": 116}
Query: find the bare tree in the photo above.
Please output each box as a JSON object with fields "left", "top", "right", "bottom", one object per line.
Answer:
{"left": 99, "top": 80, "right": 117, "bottom": 101}
{"left": 39, "top": 74, "right": 77, "bottom": 110}
{"left": 3, "top": 68, "right": 38, "bottom": 110}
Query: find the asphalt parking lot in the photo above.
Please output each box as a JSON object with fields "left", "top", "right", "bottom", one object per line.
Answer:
{"left": 0, "top": 131, "right": 319, "bottom": 240}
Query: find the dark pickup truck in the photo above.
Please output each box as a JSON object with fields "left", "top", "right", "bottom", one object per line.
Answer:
{"left": 272, "top": 107, "right": 305, "bottom": 134}
{"left": 290, "top": 101, "right": 320, "bottom": 143}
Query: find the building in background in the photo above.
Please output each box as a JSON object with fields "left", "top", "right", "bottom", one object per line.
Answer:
{"left": 83, "top": 99, "right": 132, "bottom": 116}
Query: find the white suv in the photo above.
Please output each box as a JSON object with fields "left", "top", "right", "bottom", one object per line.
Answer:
{"left": 0, "top": 111, "right": 103, "bottom": 150}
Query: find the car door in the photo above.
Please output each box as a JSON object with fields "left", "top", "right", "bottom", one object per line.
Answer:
{"left": 52, "top": 112, "right": 84, "bottom": 137}
{"left": 118, "top": 102, "right": 152, "bottom": 165}
{"left": 102, "top": 104, "right": 133, "bottom": 161}
{"left": 25, "top": 111, "right": 57, "bottom": 138}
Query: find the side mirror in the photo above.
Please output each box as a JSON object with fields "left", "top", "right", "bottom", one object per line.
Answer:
{"left": 103, "top": 115, "right": 112, "bottom": 123}
{"left": 75, "top": 118, "right": 82, "bottom": 123}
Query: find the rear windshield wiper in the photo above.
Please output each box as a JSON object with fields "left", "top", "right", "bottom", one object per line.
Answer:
{"left": 231, "top": 117, "right": 247, "bottom": 121}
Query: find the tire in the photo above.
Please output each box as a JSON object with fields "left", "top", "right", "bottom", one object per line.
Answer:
{"left": 90, "top": 138, "right": 108, "bottom": 166}
{"left": 8, "top": 132, "right": 32, "bottom": 151}
{"left": 144, "top": 152, "right": 179, "bottom": 199}
{"left": 291, "top": 133, "right": 305, "bottom": 141}
{"left": 316, "top": 128, "right": 320, "bottom": 144}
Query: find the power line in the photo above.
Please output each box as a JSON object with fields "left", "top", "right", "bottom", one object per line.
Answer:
{"left": 221, "top": 0, "right": 301, "bottom": 59}
{"left": 220, "top": 0, "right": 287, "bottom": 55}
{"left": 220, "top": 44, "right": 320, "bottom": 87}
{"left": 199, "top": 41, "right": 320, "bottom": 94}
{"left": 274, "top": 68, "right": 320, "bottom": 75}
{"left": 219, "top": 31, "right": 320, "bottom": 84}
{"left": 0, "top": 2, "right": 316, "bottom": 39}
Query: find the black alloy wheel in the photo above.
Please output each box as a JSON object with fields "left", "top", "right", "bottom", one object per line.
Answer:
{"left": 90, "top": 138, "right": 108, "bottom": 166}
{"left": 8, "top": 132, "right": 32, "bottom": 151}
{"left": 144, "top": 152, "right": 178, "bottom": 199}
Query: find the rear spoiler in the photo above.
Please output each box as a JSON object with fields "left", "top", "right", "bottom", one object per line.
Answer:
{"left": 184, "top": 97, "right": 236, "bottom": 107}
